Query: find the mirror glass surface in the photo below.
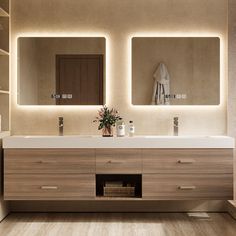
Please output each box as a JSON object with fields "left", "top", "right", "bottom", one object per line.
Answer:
{"left": 132, "top": 37, "right": 220, "bottom": 105}
{"left": 18, "top": 37, "right": 106, "bottom": 105}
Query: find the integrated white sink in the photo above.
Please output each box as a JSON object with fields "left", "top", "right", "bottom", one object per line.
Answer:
{"left": 140, "top": 135, "right": 213, "bottom": 138}
{"left": 24, "top": 135, "right": 96, "bottom": 139}
{"left": 3, "top": 135, "right": 235, "bottom": 149}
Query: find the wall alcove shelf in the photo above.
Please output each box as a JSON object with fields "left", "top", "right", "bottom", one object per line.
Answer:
{"left": 0, "top": 90, "right": 9, "bottom": 94}
{"left": 0, "top": 7, "right": 9, "bottom": 17}
{"left": 0, "top": 0, "right": 10, "bottom": 132}
{"left": 0, "top": 48, "right": 8, "bottom": 55}
{"left": 0, "top": 0, "right": 9, "bottom": 17}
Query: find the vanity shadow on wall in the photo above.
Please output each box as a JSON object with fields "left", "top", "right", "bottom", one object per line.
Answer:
{"left": 17, "top": 37, "right": 106, "bottom": 105}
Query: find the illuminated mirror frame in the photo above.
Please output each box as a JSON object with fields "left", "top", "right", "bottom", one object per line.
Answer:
{"left": 14, "top": 33, "right": 110, "bottom": 110}
{"left": 13, "top": 32, "right": 225, "bottom": 113}
{"left": 128, "top": 33, "right": 224, "bottom": 110}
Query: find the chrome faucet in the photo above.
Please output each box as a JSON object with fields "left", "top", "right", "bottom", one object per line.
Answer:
{"left": 59, "top": 117, "right": 64, "bottom": 136}
{"left": 173, "top": 117, "right": 179, "bottom": 136}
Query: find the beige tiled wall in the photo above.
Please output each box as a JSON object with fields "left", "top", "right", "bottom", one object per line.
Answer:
{"left": 10, "top": 0, "right": 228, "bottom": 135}
{"left": 228, "top": 0, "right": 236, "bottom": 200}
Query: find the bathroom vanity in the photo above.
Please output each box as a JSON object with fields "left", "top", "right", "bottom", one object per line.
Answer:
{"left": 3, "top": 136, "right": 234, "bottom": 201}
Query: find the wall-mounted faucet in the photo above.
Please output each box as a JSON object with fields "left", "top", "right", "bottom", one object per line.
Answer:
{"left": 59, "top": 117, "right": 64, "bottom": 136}
{"left": 173, "top": 117, "right": 179, "bottom": 136}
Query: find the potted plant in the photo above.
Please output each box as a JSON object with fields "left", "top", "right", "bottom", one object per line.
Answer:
{"left": 93, "top": 105, "right": 122, "bottom": 137}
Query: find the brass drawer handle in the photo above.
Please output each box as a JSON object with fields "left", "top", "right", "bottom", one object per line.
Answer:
{"left": 178, "top": 159, "right": 195, "bottom": 164}
{"left": 40, "top": 186, "right": 58, "bottom": 190}
{"left": 107, "top": 161, "right": 124, "bottom": 164}
{"left": 178, "top": 186, "right": 196, "bottom": 190}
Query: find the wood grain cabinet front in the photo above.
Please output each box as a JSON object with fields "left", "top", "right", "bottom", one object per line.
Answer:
{"left": 3, "top": 148, "right": 234, "bottom": 201}
{"left": 142, "top": 149, "right": 233, "bottom": 174}
{"left": 142, "top": 149, "right": 233, "bottom": 200}
{"left": 96, "top": 149, "right": 142, "bottom": 174}
{"left": 4, "top": 149, "right": 96, "bottom": 200}
{"left": 4, "top": 149, "right": 96, "bottom": 174}
{"left": 4, "top": 174, "right": 95, "bottom": 200}
{"left": 143, "top": 174, "right": 233, "bottom": 200}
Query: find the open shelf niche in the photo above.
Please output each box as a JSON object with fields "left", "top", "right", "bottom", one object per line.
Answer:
{"left": 0, "top": 0, "right": 9, "bottom": 132}
{"left": 96, "top": 174, "right": 142, "bottom": 199}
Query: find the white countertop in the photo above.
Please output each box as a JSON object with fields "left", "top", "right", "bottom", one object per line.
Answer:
{"left": 2, "top": 135, "right": 235, "bottom": 149}
{"left": 0, "top": 131, "right": 10, "bottom": 139}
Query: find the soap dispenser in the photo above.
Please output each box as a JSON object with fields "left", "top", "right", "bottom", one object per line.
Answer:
{"left": 116, "top": 119, "right": 126, "bottom": 137}
{"left": 128, "top": 121, "right": 135, "bottom": 137}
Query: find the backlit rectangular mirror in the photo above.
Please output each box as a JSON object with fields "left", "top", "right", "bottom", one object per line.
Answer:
{"left": 132, "top": 37, "right": 220, "bottom": 105}
{"left": 18, "top": 37, "right": 106, "bottom": 105}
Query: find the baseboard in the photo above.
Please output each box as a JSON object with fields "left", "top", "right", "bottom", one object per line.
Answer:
{"left": 226, "top": 200, "right": 236, "bottom": 219}
{"left": 10, "top": 200, "right": 227, "bottom": 213}
{"left": 0, "top": 199, "right": 10, "bottom": 222}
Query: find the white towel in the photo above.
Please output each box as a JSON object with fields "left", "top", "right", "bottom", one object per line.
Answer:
{"left": 151, "top": 62, "right": 170, "bottom": 105}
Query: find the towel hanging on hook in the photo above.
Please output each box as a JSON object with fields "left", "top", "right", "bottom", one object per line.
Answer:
{"left": 151, "top": 62, "right": 170, "bottom": 105}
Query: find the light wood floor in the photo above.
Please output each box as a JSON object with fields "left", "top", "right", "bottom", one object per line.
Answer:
{"left": 0, "top": 213, "right": 235, "bottom": 236}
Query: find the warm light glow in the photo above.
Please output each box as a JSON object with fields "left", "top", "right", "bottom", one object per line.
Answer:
{"left": 13, "top": 32, "right": 111, "bottom": 111}
{"left": 127, "top": 32, "right": 226, "bottom": 110}
{"left": 13, "top": 32, "right": 226, "bottom": 112}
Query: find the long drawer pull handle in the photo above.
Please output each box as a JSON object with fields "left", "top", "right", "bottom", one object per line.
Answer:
{"left": 107, "top": 161, "right": 124, "bottom": 164}
{"left": 40, "top": 186, "right": 58, "bottom": 190}
{"left": 37, "top": 161, "right": 57, "bottom": 164}
{"left": 178, "top": 186, "right": 196, "bottom": 190}
{"left": 178, "top": 159, "right": 195, "bottom": 164}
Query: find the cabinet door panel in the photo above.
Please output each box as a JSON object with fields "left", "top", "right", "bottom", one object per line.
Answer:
{"left": 4, "top": 174, "right": 95, "bottom": 200}
{"left": 96, "top": 149, "right": 142, "bottom": 174}
{"left": 143, "top": 174, "right": 233, "bottom": 200}
{"left": 143, "top": 149, "right": 233, "bottom": 174}
{"left": 5, "top": 149, "right": 95, "bottom": 174}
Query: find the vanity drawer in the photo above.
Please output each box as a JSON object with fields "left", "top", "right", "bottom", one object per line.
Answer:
{"left": 96, "top": 149, "right": 142, "bottom": 174}
{"left": 143, "top": 174, "right": 233, "bottom": 200}
{"left": 4, "top": 174, "right": 95, "bottom": 200}
{"left": 142, "top": 149, "right": 233, "bottom": 174}
{"left": 4, "top": 149, "right": 95, "bottom": 174}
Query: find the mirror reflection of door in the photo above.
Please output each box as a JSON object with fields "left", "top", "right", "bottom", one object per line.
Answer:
{"left": 56, "top": 55, "right": 103, "bottom": 105}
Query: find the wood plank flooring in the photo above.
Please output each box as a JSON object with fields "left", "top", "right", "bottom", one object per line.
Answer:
{"left": 0, "top": 213, "right": 235, "bottom": 236}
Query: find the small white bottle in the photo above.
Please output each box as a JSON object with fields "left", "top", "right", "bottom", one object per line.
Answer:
{"left": 128, "top": 121, "right": 135, "bottom": 137}
{"left": 116, "top": 119, "right": 126, "bottom": 137}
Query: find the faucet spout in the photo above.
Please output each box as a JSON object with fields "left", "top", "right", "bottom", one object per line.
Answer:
{"left": 59, "top": 117, "right": 64, "bottom": 136}
{"left": 173, "top": 117, "right": 179, "bottom": 136}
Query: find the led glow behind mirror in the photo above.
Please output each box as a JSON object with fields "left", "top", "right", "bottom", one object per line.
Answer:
{"left": 17, "top": 37, "right": 106, "bottom": 106}
{"left": 132, "top": 37, "right": 220, "bottom": 106}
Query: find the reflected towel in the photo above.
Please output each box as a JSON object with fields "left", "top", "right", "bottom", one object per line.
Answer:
{"left": 151, "top": 62, "right": 170, "bottom": 105}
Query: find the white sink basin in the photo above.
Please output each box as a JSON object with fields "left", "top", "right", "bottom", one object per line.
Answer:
{"left": 3, "top": 135, "right": 235, "bottom": 149}
{"left": 24, "top": 135, "right": 96, "bottom": 138}
{"left": 141, "top": 135, "right": 213, "bottom": 138}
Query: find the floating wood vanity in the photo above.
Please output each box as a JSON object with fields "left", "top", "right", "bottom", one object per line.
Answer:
{"left": 2, "top": 136, "right": 235, "bottom": 201}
